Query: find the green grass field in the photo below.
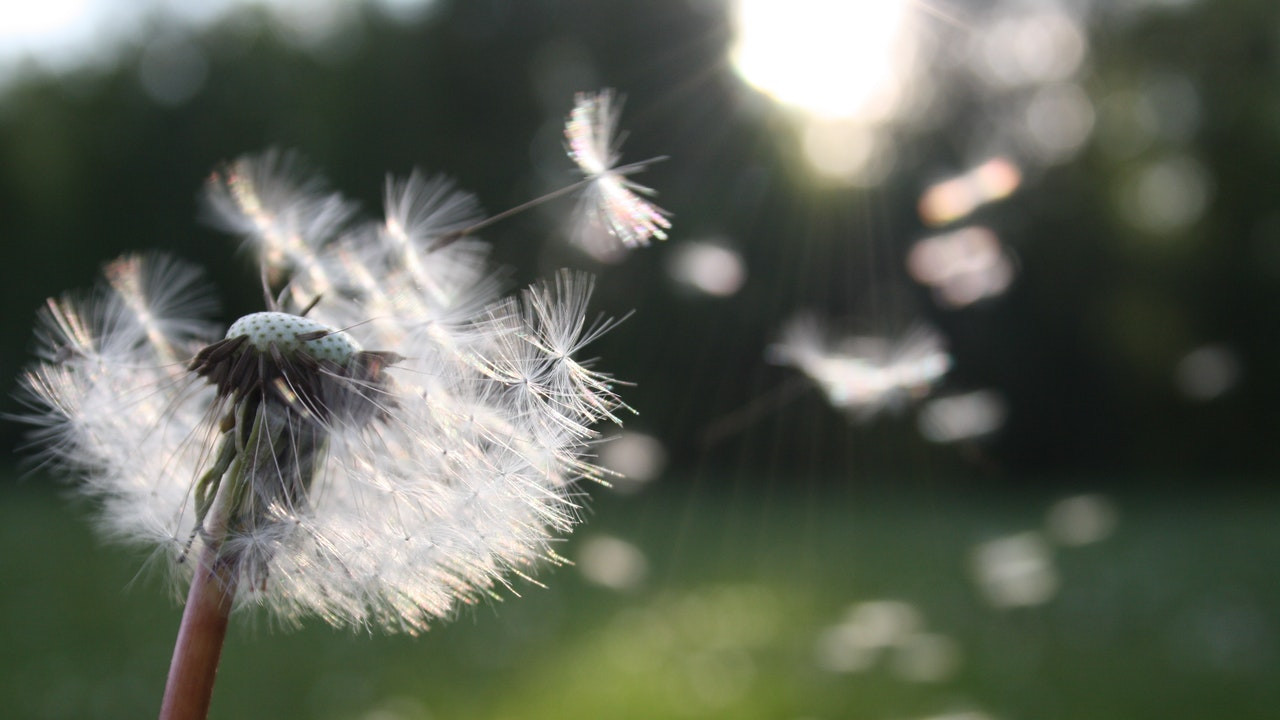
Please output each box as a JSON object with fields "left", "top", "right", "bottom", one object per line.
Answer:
{"left": 1, "top": 478, "right": 1276, "bottom": 719}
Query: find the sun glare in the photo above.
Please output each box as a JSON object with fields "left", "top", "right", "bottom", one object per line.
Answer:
{"left": 0, "top": 0, "right": 93, "bottom": 68}
{"left": 730, "top": 0, "right": 923, "bottom": 183}
{"left": 730, "top": 0, "right": 916, "bottom": 121}
{"left": 2, "top": 0, "right": 87, "bottom": 39}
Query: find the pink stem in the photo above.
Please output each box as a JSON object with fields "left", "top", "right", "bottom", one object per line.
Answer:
{"left": 158, "top": 547, "right": 238, "bottom": 720}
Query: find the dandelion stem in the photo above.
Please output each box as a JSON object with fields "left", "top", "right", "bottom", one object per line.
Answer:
{"left": 158, "top": 543, "right": 238, "bottom": 720}
{"left": 431, "top": 179, "right": 589, "bottom": 250}
{"left": 160, "top": 418, "right": 250, "bottom": 720}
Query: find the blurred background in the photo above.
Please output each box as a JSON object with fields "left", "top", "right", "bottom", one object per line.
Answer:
{"left": 1, "top": 0, "right": 1278, "bottom": 718}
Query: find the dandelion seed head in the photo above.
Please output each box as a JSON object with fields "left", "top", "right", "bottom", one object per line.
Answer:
{"left": 225, "top": 312, "right": 361, "bottom": 361}
{"left": 18, "top": 148, "right": 641, "bottom": 633}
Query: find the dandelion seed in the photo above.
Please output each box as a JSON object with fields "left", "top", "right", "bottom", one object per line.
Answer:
{"left": 204, "top": 148, "right": 356, "bottom": 301}
{"left": 18, "top": 151, "right": 632, "bottom": 636}
{"left": 565, "top": 89, "right": 671, "bottom": 255}
{"left": 768, "top": 315, "right": 951, "bottom": 421}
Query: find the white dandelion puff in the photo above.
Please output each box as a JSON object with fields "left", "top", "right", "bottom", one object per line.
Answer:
{"left": 17, "top": 151, "right": 632, "bottom": 635}
{"left": 565, "top": 88, "right": 671, "bottom": 254}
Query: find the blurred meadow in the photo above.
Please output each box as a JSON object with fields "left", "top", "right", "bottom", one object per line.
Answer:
{"left": 2, "top": 1, "right": 1279, "bottom": 719}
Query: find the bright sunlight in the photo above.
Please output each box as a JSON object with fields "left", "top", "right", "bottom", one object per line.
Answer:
{"left": 730, "top": 0, "right": 917, "bottom": 122}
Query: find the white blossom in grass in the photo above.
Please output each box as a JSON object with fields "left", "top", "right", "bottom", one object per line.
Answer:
{"left": 17, "top": 151, "right": 633, "bottom": 633}
{"left": 565, "top": 88, "right": 671, "bottom": 256}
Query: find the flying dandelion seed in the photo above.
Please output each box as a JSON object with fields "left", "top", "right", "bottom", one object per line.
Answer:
{"left": 767, "top": 315, "right": 951, "bottom": 421}
{"left": 18, "top": 150, "right": 635, "bottom": 635}
{"left": 565, "top": 88, "right": 671, "bottom": 257}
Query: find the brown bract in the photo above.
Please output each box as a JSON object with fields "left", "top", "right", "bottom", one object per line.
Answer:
{"left": 189, "top": 332, "right": 402, "bottom": 427}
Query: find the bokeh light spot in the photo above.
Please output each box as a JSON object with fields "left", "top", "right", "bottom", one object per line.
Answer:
{"left": 137, "top": 36, "right": 208, "bottom": 106}
{"left": 576, "top": 534, "right": 649, "bottom": 592}
{"left": 907, "top": 227, "right": 1016, "bottom": 308}
{"left": 598, "top": 431, "right": 667, "bottom": 493}
{"left": 971, "top": 532, "right": 1059, "bottom": 608}
{"left": 919, "top": 158, "right": 1022, "bottom": 227}
{"left": 1121, "top": 154, "right": 1213, "bottom": 234}
{"left": 814, "top": 599, "right": 923, "bottom": 674}
{"left": 1020, "top": 83, "right": 1095, "bottom": 164}
{"left": 814, "top": 623, "right": 880, "bottom": 674}
{"left": 918, "top": 390, "right": 1008, "bottom": 443}
{"left": 1045, "top": 494, "right": 1119, "bottom": 547}
{"left": 1174, "top": 344, "right": 1241, "bottom": 401}
{"left": 890, "top": 632, "right": 962, "bottom": 683}
{"left": 667, "top": 240, "right": 747, "bottom": 297}
{"left": 845, "top": 599, "right": 923, "bottom": 646}
{"left": 971, "top": 10, "right": 1087, "bottom": 88}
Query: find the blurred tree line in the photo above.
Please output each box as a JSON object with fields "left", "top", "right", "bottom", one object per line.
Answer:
{"left": 1, "top": 0, "right": 1278, "bottom": 486}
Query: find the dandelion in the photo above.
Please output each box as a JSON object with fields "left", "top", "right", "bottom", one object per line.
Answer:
{"left": 17, "top": 142, "right": 648, "bottom": 717}
{"left": 565, "top": 88, "right": 671, "bottom": 256}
